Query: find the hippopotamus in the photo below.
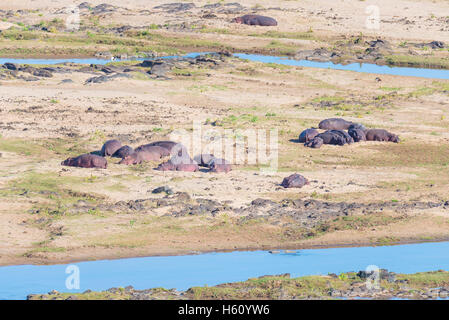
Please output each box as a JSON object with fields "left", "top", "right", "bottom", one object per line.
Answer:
{"left": 298, "top": 128, "right": 319, "bottom": 143}
{"left": 61, "top": 154, "right": 107, "bottom": 169}
{"left": 348, "top": 123, "right": 366, "bottom": 131}
{"left": 155, "top": 157, "right": 199, "bottom": 172}
{"left": 233, "top": 14, "right": 278, "bottom": 26}
{"left": 134, "top": 145, "right": 170, "bottom": 158}
{"left": 329, "top": 130, "right": 354, "bottom": 144}
{"left": 348, "top": 128, "right": 366, "bottom": 142}
{"left": 281, "top": 173, "right": 309, "bottom": 188}
{"left": 305, "top": 131, "right": 346, "bottom": 148}
{"left": 100, "top": 139, "right": 122, "bottom": 156}
{"left": 304, "top": 137, "right": 323, "bottom": 148}
{"left": 142, "top": 141, "right": 177, "bottom": 152}
{"left": 365, "top": 129, "right": 399, "bottom": 143}
{"left": 112, "top": 145, "right": 134, "bottom": 158}
{"left": 119, "top": 150, "right": 161, "bottom": 165}
{"left": 318, "top": 118, "right": 354, "bottom": 130}
{"left": 193, "top": 154, "right": 216, "bottom": 167}
{"left": 209, "top": 158, "right": 232, "bottom": 173}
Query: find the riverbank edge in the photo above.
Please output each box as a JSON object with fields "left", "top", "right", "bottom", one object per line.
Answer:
{"left": 3, "top": 236, "right": 449, "bottom": 268}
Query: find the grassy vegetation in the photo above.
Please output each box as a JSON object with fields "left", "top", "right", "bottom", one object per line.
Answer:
{"left": 385, "top": 55, "right": 449, "bottom": 69}
{"left": 28, "top": 270, "right": 449, "bottom": 300}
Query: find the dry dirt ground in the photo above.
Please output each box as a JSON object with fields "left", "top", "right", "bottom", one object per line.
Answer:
{"left": 0, "top": 0, "right": 448, "bottom": 266}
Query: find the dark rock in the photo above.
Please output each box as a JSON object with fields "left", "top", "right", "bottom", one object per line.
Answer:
{"left": 281, "top": 174, "right": 309, "bottom": 188}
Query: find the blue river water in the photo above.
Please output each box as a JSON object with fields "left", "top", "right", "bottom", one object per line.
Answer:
{"left": 1, "top": 241, "right": 449, "bottom": 300}
{"left": 0, "top": 52, "right": 448, "bottom": 79}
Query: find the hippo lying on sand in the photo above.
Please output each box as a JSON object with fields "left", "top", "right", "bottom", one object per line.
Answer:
{"left": 134, "top": 145, "right": 170, "bottom": 158}
{"left": 62, "top": 154, "right": 107, "bottom": 169}
{"left": 233, "top": 14, "right": 278, "bottom": 26}
{"left": 119, "top": 150, "right": 161, "bottom": 165}
{"left": 305, "top": 137, "right": 323, "bottom": 148}
{"left": 112, "top": 145, "right": 134, "bottom": 158}
{"left": 348, "top": 128, "right": 366, "bottom": 142}
{"left": 305, "top": 130, "right": 352, "bottom": 148}
{"left": 365, "top": 129, "right": 399, "bottom": 143}
{"left": 318, "top": 118, "right": 353, "bottom": 130}
{"left": 298, "top": 128, "right": 319, "bottom": 143}
{"left": 101, "top": 139, "right": 122, "bottom": 156}
{"left": 156, "top": 156, "right": 199, "bottom": 172}
{"left": 209, "top": 158, "right": 232, "bottom": 173}
{"left": 281, "top": 174, "right": 309, "bottom": 188}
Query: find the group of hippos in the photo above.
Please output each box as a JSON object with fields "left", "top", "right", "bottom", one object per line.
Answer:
{"left": 298, "top": 118, "right": 399, "bottom": 149}
{"left": 61, "top": 140, "right": 232, "bottom": 173}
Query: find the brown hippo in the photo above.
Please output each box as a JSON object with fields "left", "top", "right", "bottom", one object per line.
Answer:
{"left": 233, "top": 14, "right": 278, "bottom": 26}
{"left": 318, "top": 118, "right": 354, "bottom": 130}
{"left": 348, "top": 128, "right": 366, "bottom": 142}
{"left": 209, "top": 158, "right": 232, "bottom": 173}
{"left": 119, "top": 150, "right": 161, "bottom": 165}
{"left": 281, "top": 174, "right": 309, "bottom": 188}
{"left": 155, "top": 161, "right": 177, "bottom": 171}
{"left": 298, "top": 128, "right": 319, "bottom": 143}
{"left": 134, "top": 145, "right": 170, "bottom": 158}
{"left": 176, "top": 163, "right": 199, "bottom": 172}
{"left": 365, "top": 129, "right": 399, "bottom": 143}
{"left": 112, "top": 145, "right": 134, "bottom": 158}
{"left": 143, "top": 141, "right": 177, "bottom": 152}
{"left": 100, "top": 139, "right": 122, "bottom": 156}
{"left": 61, "top": 154, "right": 107, "bottom": 169}
{"left": 155, "top": 160, "right": 199, "bottom": 172}
{"left": 304, "top": 136, "right": 323, "bottom": 148}
{"left": 156, "top": 155, "right": 199, "bottom": 172}
{"left": 193, "top": 154, "right": 216, "bottom": 167}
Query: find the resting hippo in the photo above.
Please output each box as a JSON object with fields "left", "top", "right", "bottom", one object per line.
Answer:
{"left": 281, "top": 173, "right": 309, "bottom": 188}
{"left": 298, "top": 128, "right": 319, "bottom": 143}
{"left": 304, "top": 137, "right": 323, "bottom": 148}
{"left": 112, "top": 145, "right": 134, "bottom": 158}
{"left": 209, "top": 158, "right": 232, "bottom": 173}
{"left": 233, "top": 14, "right": 278, "bottom": 26}
{"left": 305, "top": 131, "right": 346, "bottom": 148}
{"left": 348, "top": 128, "right": 366, "bottom": 142}
{"left": 365, "top": 129, "right": 399, "bottom": 143}
{"left": 143, "top": 141, "right": 177, "bottom": 152}
{"left": 318, "top": 118, "right": 353, "bottom": 130}
{"left": 61, "top": 154, "right": 107, "bottom": 169}
{"left": 101, "top": 139, "right": 122, "bottom": 156}
{"left": 134, "top": 145, "right": 170, "bottom": 158}
{"left": 329, "top": 130, "right": 354, "bottom": 144}
{"left": 155, "top": 157, "right": 199, "bottom": 172}
{"left": 348, "top": 123, "right": 366, "bottom": 131}
{"left": 193, "top": 154, "right": 216, "bottom": 167}
{"left": 119, "top": 150, "right": 161, "bottom": 165}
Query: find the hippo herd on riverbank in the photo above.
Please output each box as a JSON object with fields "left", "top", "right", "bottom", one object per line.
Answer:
{"left": 61, "top": 117, "right": 399, "bottom": 189}
{"left": 61, "top": 140, "right": 232, "bottom": 173}
{"left": 299, "top": 118, "right": 399, "bottom": 149}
